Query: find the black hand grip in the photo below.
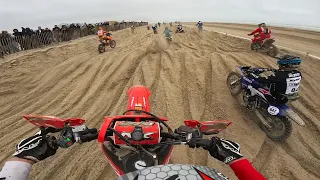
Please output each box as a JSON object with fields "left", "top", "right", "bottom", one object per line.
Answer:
{"left": 196, "top": 139, "right": 212, "bottom": 150}
{"left": 82, "top": 128, "right": 97, "bottom": 134}
{"left": 80, "top": 133, "right": 98, "bottom": 142}
{"left": 188, "top": 138, "right": 213, "bottom": 150}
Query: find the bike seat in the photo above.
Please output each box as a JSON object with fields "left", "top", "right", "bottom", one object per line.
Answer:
{"left": 277, "top": 55, "right": 301, "bottom": 65}
{"left": 278, "top": 55, "right": 299, "bottom": 60}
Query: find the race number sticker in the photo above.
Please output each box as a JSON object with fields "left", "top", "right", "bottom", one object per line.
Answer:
{"left": 268, "top": 106, "right": 280, "bottom": 115}
{"left": 285, "top": 76, "right": 301, "bottom": 95}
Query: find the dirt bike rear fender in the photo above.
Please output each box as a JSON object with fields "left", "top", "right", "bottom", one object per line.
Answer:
{"left": 23, "top": 114, "right": 86, "bottom": 129}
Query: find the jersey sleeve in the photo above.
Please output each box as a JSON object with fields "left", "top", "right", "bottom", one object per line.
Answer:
{"left": 230, "top": 159, "right": 266, "bottom": 180}
{"left": 249, "top": 27, "right": 262, "bottom": 35}
{"left": 0, "top": 161, "right": 32, "bottom": 180}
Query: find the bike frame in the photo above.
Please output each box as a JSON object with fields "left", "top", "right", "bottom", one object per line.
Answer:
{"left": 236, "top": 66, "right": 289, "bottom": 117}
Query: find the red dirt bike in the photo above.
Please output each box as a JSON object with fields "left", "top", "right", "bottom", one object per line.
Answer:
{"left": 22, "top": 85, "right": 232, "bottom": 179}
{"left": 249, "top": 34, "right": 278, "bottom": 58}
{"left": 98, "top": 33, "right": 116, "bottom": 53}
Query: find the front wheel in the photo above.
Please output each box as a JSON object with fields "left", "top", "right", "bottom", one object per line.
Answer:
{"left": 267, "top": 44, "right": 278, "bottom": 57}
{"left": 261, "top": 115, "right": 292, "bottom": 142}
{"left": 109, "top": 40, "right": 116, "bottom": 48}
{"left": 226, "top": 72, "right": 242, "bottom": 96}
{"left": 98, "top": 44, "right": 105, "bottom": 53}
{"left": 250, "top": 43, "right": 255, "bottom": 50}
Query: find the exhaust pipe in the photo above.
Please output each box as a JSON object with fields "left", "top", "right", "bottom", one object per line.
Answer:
{"left": 283, "top": 109, "right": 305, "bottom": 126}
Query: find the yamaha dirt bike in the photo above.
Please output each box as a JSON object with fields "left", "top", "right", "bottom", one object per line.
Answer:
{"left": 249, "top": 34, "right": 278, "bottom": 58}
{"left": 175, "top": 29, "right": 185, "bottom": 33}
{"left": 22, "top": 85, "right": 232, "bottom": 179}
{"left": 226, "top": 66, "right": 305, "bottom": 141}
{"left": 152, "top": 28, "right": 158, "bottom": 34}
{"left": 98, "top": 33, "right": 116, "bottom": 53}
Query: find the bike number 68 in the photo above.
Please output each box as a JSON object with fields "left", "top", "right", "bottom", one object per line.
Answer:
{"left": 267, "top": 106, "right": 280, "bottom": 115}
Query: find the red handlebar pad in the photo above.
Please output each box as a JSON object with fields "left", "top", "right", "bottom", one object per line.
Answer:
{"left": 23, "top": 114, "right": 86, "bottom": 129}
{"left": 113, "top": 121, "right": 160, "bottom": 145}
{"left": 184, "top": 120, "right": 232, "bottom": 133}
{"left": 98, "top": 115, "right": 168, "bottom": 143}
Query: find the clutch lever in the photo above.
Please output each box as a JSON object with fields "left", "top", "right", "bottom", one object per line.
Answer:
{"left": 39, "top": 127, "right": 62, "bottom": 135}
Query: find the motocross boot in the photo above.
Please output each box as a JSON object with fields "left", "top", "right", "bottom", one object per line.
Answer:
{"left": 246, "top": 97, "right": 256, "bottom": 111}
{"left": 286, "top": 93, "right": 300, "bottom": 100}
{"left": 243, "top": 94, "right": 255, "bottom": 111}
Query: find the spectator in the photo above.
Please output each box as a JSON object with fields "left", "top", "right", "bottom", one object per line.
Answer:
{"left": 35, "top": 26, "right": 44, "bottom": 34}
{"left": 61, "top": 25, "right": 69, "bottom": 41}
{"left": 43, "top": 28, "right": 53, "bottom": 45}
{"left": 52, "top": 25, "right": 61, "bottom": 42}
{"left": 0, "top": 20, "right": 147, "bottom": 57}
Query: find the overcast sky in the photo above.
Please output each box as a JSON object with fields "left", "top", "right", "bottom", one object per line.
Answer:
{"left": 0, "top": 0, "right": 319, "bottom": 31}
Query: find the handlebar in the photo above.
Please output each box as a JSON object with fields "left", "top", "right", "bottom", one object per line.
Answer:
{"left": 43, "top": 124, "right": 215, "bottom": 150}
{"left": 240, "top": 66, "right": 275, "bottom": 74}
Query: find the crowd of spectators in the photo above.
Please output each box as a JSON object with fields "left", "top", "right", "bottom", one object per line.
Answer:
{"left": 0, "top": 21, "right": 148, "bottom": 58}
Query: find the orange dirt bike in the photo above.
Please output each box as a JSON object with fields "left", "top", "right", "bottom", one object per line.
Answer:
{"left": 98, "top": 33, "right": 116, "bottom": 53}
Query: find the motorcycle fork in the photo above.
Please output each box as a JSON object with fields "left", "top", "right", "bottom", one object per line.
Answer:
{"left": 230, "top": 78, "right": 241, "bottom": 86}
{"left": 254, "top": 100, "right": 274, "bottom": 129}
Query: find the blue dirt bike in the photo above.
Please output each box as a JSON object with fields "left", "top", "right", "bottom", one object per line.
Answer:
{"left": 226, "top": 66, "right": 305, "bottom": 141}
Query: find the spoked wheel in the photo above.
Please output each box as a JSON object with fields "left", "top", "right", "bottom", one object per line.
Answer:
{"left": 226, "top": 72, "right": 242, "bottom": 96}
{"left": 110, "top": 40, "right": 116, "bottom": 48}
{"left": 98, "top": 44, "right": 105, "bottom": 53}
{"left": 260, "top": 113, "right": 292, "bottom": 142}
{"left": 267, "top": 44, "right": 278, "bottom": 57}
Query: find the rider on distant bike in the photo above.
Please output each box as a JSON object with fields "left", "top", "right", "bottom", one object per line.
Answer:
{"left": 248, "top": 23, "right": 272, "bottom": 48}
{"left": 0, "top": 127, "right": 266, "bottom": 180}
{"left": 163, "top": 27, "right": 172, "bottom": 40}
{"left": 177, "top": 24, "right": 183, "bottom": 32}
{"left": 196, "top": 21, "right": 203, "bottom": 32}
{"left": 152, "top": 25, "right": 157, "bottom": 33}
{"left": 97, "top": 27, "right": 110, "bottom": 43}
{"left": 247, "top": 55, "right": 302, "bottom": 103}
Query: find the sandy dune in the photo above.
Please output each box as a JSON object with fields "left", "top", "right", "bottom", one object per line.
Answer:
{"left": 0, "top": 25, "right": 319, "bottom": 180}
{"left": 186, "top": 22, "right": 320, "bottom": 58}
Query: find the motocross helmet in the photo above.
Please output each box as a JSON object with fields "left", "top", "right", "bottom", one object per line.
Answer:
{"left": 277, "top": 55, "right": 301, "bottom": 69}
{"left": 258, "top": 23, "right": 266, "bottom": 26}
{"left": 117, "top": 164, "right": 229, "bottom": 180}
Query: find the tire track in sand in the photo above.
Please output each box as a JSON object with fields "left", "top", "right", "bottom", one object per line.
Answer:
{"left": 0, "top": 25, "right": 319, "bottom": 180}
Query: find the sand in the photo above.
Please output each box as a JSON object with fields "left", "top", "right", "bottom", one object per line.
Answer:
{"left": 0, "top": 24, "right": 319, "bottom": 180}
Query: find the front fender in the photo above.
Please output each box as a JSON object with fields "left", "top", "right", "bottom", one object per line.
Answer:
{"left": 278, "top": 104, "right": 305, "bottom": 126}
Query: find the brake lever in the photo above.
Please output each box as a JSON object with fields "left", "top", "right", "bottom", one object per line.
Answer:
{"left": 39, "top": 127, "right": 61, "bottom": 135}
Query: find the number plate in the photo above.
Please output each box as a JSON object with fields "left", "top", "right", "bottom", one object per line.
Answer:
{"left": 267, "top": 106, "right": 280, "bottom": 115}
